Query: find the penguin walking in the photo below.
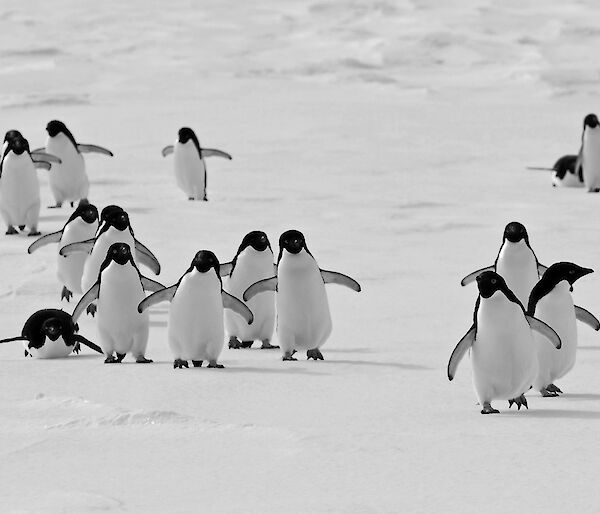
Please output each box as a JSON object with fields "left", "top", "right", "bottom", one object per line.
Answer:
{"left": 244, "top": 230, "right": 361, "bottom": 361}
{"left": 528, "top": 262, "right": 599, "bottom": 396}
{"left": 3, "top": 130, "right": 61, "bottom": 167}
{"left": 33, "top": 120, "right": 113, "bottom": 208}
{"left": 0, "top": 309, "right": 101, "bottom": 358}
{"left": 161, "top": 127, "right": 232, "bottom": 201}
{"left": 448, "top": 271, "right": 561, "bottom": 414}
{"left": 221, "top": 231, "right": 277, "bottom": 350}
{"left": 28, "top": 202, "right": 100, "bottom": 301}
{"left": 0, "top": 135, "right": 56, "bottom": 236}
{"left": 527, "top": 154, "right": 583, "bottom": 187}
{"left": 72, "top": 243, "right": 164, "bottom": 363}
{"left": 461, "top": 222, "right": 546, "bottom": 307}
{"left": 577, "top": 114, "right": 600, "bottom": 192}
{"left": 138, "top": 250, "right": 253, "bottom": 369}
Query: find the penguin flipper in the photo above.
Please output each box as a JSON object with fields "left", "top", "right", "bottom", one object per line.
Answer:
{"left": 72, "top": 334, "right": 103, "bottom": 354}
{"left": 0, "top": 336, "right": 29, "bottom": 344}
{"left": 137, "top": 285, "right": 177, "bottom": 313}
{"left": 201, "top": 148, "right": 232, "bottom": 160}
{"left": 134, "top": 240, "right": 161, "bottom": 275}
{"left": 60, "top": 239, "right": 95, "bottom": 256}
{"left": 27, "top": 230, "right": 62, "bottom": 253}
{"left": 77, "top": 144, "right": 114, "bottom": 157}
{"left": 73, "top": 283, "right": 100, "bottom": 322}
{"left": 140, "top": 276, "right": 166, "bottom": 293}
{"left": 222, "top": 291, "right": 253, "bottom": 324}
{"left": 526, "top": 315, "right": 561, "bottom": 349}
{"left": 537, "top": 263, "right": 548, "bottom": 276}
{"left": 31, "top": 151, "right": 61, "bottom": 164}
{"left": 161, "top": 145, "right": 174, "bottom": 157}
{"left": 460, "top": 266, "right": 494, "bottom": 286}
{"left": 447, "top": 325, "right": 475, "bottom": 381}
{"left": 219, "top": 262, "right": 233, "bottom": 277}
{"left": 243, "top": 276, "right": 277, "bottom": 301}
{"left": 30, "top": 147, "right": 45, "bottom": 154}
{"left": 34, "top": 161, "right": 51, "bottom": 171}
{"left": 574, "top": 305, "right": 600, "bottom": 331}
{"left": 320, "top": 269, "right": 361, "bottom": 292}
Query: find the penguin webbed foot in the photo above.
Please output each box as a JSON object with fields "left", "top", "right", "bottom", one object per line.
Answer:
{"left": 228, "top": 336, "right": 242, "bottom": 349}
{"left": 86, "top": 304, "right": 97, "bottom": 317}
{"left": 192, "top": 360, "right": 203, "bottom": 367}
{"left": 508, "top": 394, "right": 529, "bottom": 410}
{"left": 116, "top": 353, "right": 126, "bottom": 363}
{"left": 18, "top": 225, "right": 25, "bottom": 231}
{"left": 73, "top": 342, "right": 81, "bottom": 354}
{"left": 546, "top": 383, "right": 563, "bottom": 394}
{"left": 135, "top": 356, "right": 153, "bottom": 364}
{"left": 282, "top": 351, "right": 298, "bottom": 361}
{"left": 28, "top": 230, "right": 41, "bottom": 237}
{"left": 260, "top": 340, "right": 279, "bottom": 349}
{"left": 48, "top": 203, "right": 62, "bottom": 209}
{"left": 240, "top": 340, "right": 254, "bottom": 349}
{"left": 61, "top": 286, "right": 73, "bottom": 302}
{"left": 104, "top": 355, "right": 118, "bottom": 364}
{"left": 173, "top": 359, "right": 188, "bottom": 369}
{"left": 480, "top": 402, "right": 500, "bottom": 414}
{"left": 540, "top": 388, "right": 559, "bottom": 397}
{"left": 5, "top": 226, "right": 18, "bottom": 235}
{"left": 306, "top": 349, "right": 324, "bottom": 360}
{"left": 208, "top": 361, "right": 225, "bottom": 368}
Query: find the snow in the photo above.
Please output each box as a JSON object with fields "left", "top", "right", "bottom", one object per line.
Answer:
{"left": 1, "top": 0, "right": 600, "bottom": 512}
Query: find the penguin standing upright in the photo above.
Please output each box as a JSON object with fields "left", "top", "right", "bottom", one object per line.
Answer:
{"left": 461, "top": 222, "right": 546, "bottom": 307}
{"left": 33, "top": 120, "right": 113, "bottom": 208}
{"left": 448, "top": 271, "right": 561, "bottom": 414}
{"left": 28, "top": 202, "right": 100, "bottom": 301}
{"left": 221, "top": 231, "right": 277, "bottom": 349}
{"left": 528, "top": 262, "right": 599, "bottom": 396}
{"left": 72, "top": 243, "right": 164, "bottom": 363}
{"left": 578, "top": 113, "right": 600, "bottom": 192}
{"left": 138, "top": 250, "right": 253, "bottom": 369}
{"left": 244, "top": 230, "right": 361, "bottom": 361}
{"left": 161, "top": 127, "right": 232, "bottom": 201}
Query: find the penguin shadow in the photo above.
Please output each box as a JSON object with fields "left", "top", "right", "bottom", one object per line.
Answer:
{"left": 71, "top": 353, "right": 104, "bottom": 360}
{"left": 558, "top": 393, "right": 600, "bottom": 401}
{"left": 504, "top": 408, "right": 600, "bottom": 420}
{"left": 217, "top": 366, "right": 325, "bottom": 376}
{"left": 319, "top": 359, "right": 431, "bottom": 371}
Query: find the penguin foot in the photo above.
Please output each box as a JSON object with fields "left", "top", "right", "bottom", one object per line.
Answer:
{"left": 18, "top": 225, "right": 25, "bottom": 231}
{"left": 28, "top": 230, "right": 41, "bottom": 237}
{"left": 208, "top": 361, "right": 225, "bottom": 368}
{"left": 508, "top": 394, "right": 528, "bottom": 410}
{"left": 192, "top": 360, "right": 203, "bottom": 367}
{"left": 188, "top": 197, "right": 195, "bottom": 201}
{"left": 5, "top": 226, "right": 18, "bottom": 235}
{"left": 173, "top": 359, "right": 189, "bottom": 369}
{"left": 70, "top": 202, "right": 74, "bottom": 207}
{"left": 307, "top": 349, "right": 324, "bottom": 360}
{"left": 116, "top": 353, "right": 126, "bottom": 363}
{"left": 136, "top": 356, "right": 153, "bottom": 363}
{"left": 73, "top": 342, "right": 81, "bottom": 354}
{"left": 228, "top": 336, "right": 242, "bottom": 349}
{"left": 546, "top": 383, "right": 563, "bottom": 394}
{"left": 86, "top": 304, "right": 97, "bottom": 317}
{"left": 24, "top": 350, "right": 30, "bottom": 357}
{"left": 260, "top": 340, "right": 279, "bottom": 349}
{"left": 480, "top": 403, "right": 500, "bottom": 415}
{"left": 282, "top": 352, "right": 298, "bottom": 361}
{"left": 540, "top": 388, "right": 559, "bottom": 397}
{"left": 61, "top": 286, "right": 73, "bottom": 302}
{"left": 48, "top": 203, "right": 62, "bottom": 209}
{"left": 104, "top": 355, "right": 118, "bottom": 363}
{"left": 240, "top": 340, "right": 254, "bottom": 349}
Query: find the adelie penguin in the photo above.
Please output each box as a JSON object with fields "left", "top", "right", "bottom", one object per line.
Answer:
{"left": 527, "top": 154, "right": 583, "bottom": 188}
{"left": 448, "top": 271, "right": 561, "bottom": 414}
{"left": 243, "top": 230, "right": 361, "bottom": 361}
{"left": 32, "top": 120, "right": 113, "bottom": 208}
{"left": 461, "top": 222, "right": 546, "bottom": 307}
{"left": 72, "top": 243, "right": 164, "bottom": 363}
{"left": 576, "top": 113, "right": 600, "bottom": 192}
{"left": 528, "top": 263, "right": 599, "bottom": 397}
{"left": 161, "top": 127, "right": 232, "bottom": 201}
{"left": 0, "top": 309, "right": 101, "bottom": 358}
{"left": 138, "top": 250, "right": 253, "bottom": 369}
{"left": 221, "top": 231, "right": 278, "bottom": 350}
{"left": 28, "top": 202, "right": 100, "bottom": 301}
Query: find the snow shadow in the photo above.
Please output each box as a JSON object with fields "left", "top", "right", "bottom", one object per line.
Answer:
{"left": 321, "top": 359, "right": 431, "bottom": 370}
{"left": 504, "top": 409, "right": 600, "bottom": 419}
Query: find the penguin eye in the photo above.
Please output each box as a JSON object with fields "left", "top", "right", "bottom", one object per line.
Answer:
{"left": 569, "top": 270, "right": 575, "bottom": 275}
{"left": 491, "top": 278, "right": 497, "bottom": 285}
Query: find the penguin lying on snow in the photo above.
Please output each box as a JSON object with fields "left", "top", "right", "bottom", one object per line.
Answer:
{"left": 528, "top": 154, "right": 582, "bottom": 187}
{"left": 243, "top": 230, "right": 361, "bottom": 361}
{"left": 0, "top": 309, "right": 101, "bottom": 358}
{"left": 138, "top": 250, "right": 253, "bottom": 369}
{"left": 448, "top": 271, "right": 561, "bottom": 414}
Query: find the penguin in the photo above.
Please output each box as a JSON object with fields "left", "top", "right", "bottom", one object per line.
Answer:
{"left": 460, "top": 221, "right": 546, "bottom": 307}
{"left": 448, "top": 271, "right": 561, "bottom": 414}
{"left": 527, "top": 262, "right": 599, "bottom": 397}
{"left": 0, "top": 309, "right": 102, "bottom": 358}
{"left": 60, "top": 208, "right": 161, "bottom": 316}
{"left": 576, "top": 114, "right": 600, "bottom": 193}
{"left": 32, "top": 120, "right": 113, "bottom": 208}
{"left": 221, "top": 231, "right": 278, "bottom": 350}
{"left": 243, "top": 230, "right": 361, "bottom": 361}
{"left": 527, "top": 154, "right": 583, "bottom": 187}
{"left": 28, "top": 202, "right": 100, "bottom": 301}
{"left": 72, "top": 243, "right": 164, "bottom": 363}
{"left": 138, "top": 250, "right": 253, "bottom": 369}
{"left": 0, "top": 135, "right": 53, "bottom": 236}
{"left": 161, "top": 127, "right": 232, "bottom": 201}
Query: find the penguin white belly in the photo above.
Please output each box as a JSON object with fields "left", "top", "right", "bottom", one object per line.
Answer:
{"left": 58, "top": 219, "right": 98, "bottom": 294}
{"left": 225, "top": 252, "right": 275, "bottom": 342}
{"left": 533, "top": 283, "right": 577, "bottom": 390}
{"left": 583, "top": 129, "right": 600, "bottom": 191}
{"left": 168, "top": 272, "right": 224, "bottom": 361}
{"left": 97, "top": 264, "right": 147, "bottom": 355}
{"left": 46, "top": 136, "right": 88, "bottom": 202}
{"left": 277, "top": 256, "right": 332, "bottom": 352}
{"left": 81, "top": 229, "right": 136, "bottom": 292}
{"left": 0, "top": 154, "right": 40, "bottom": 227}
{"left": 24, "top": 338, "right": 72, "bottom": 359}
{"left": 174, "top": 142, "right": 205, "bottom": 199}
{"left": 553, "top": 171, "right": 584, "bottom": 188}
{"left": 472, "top": 296, "right": 537, "bottom": 403}
{"left": 496, "top": 244, "right": 539, "bottom": 306}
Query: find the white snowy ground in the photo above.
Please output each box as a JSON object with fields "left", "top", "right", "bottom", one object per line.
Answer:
{"left": 1, "top": 0, "right": 600, "bottom": 512}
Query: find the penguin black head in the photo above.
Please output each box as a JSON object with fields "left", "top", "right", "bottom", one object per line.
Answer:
{"left": 583, "top": 114, "right": 599, "bottom": 129}
{"left": 41, "top": 317, "right": 63, "bottom": 341}
{"left": 7, "top": 136, "right": 30, "bottom": 156}
{"left": 178, "top": 127, "right": 197, "bottom": 144}
{"left": 476, "top": 271, "right": 511, "bottom": 299}
{"left": 542, "top": 262, "right": 593, "bottom": 288}
{"left": 279, "top": 230, "right": 308, "bottom": 256}
{"left": 100, "top": 205, "right": 124, "bottom": 224}
{"left": 4, "top": 130, "right": 22, "bottom": 143}
{"left": 69, "top": 203, "right": 99, "bottom": 225}
{"left": 107, "top": 242, "right": 133, "bottom": 266}
{"left": 106, "top": 209, "right": 130, "bottom": 231}
{"left": 46, "top": 120, "right": 68, "bottom": 137}
{"left": 503, "top": 222, "right": 529, "bottom": 244}
{"left": 239, "top": 231, "right": 271, "bottom": 253}
{"left": 191, "top": 250, "right": 219, "bottom": 274}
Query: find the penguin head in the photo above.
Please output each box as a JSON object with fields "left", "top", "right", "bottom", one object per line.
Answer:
{"left": 100, "top": 205, "right": 124, "bottom": 224}
{"left": 279, "top": 230, "right": 308, "bottom": 256}
{"left": 541, "top": 262, "right": 593, "bottom": 290}
{"left": 191, "top": 250, "right": 219, "bottom": 274}
{"left": 4, "top": 129, "right": 22, "bottom": 143}
{"left": 107, "top": 242, "right": 133, "bottom": 266}
{"left": 178, "top": 127, "right": 198, "bottom": 145}
{"left": 70, "top": 203, "right": 99, "bottom": 225}
{"left": 583, "top": 114, "right": 599, "bottom": 129}
{"left": 239, "top": 231, "right": 271, "bottom": 253}
{"left": 476, "top": 271, "right": 510, "bottom": 299}
{"left": 6, "top": 136, "right": 30, "bottom": 156}
{"left": 503, "top": 221, "right": 529, "bottom": 244}
{"left": 106, "top": 209, "right": 130, "bottom": 231}
{"left": 46, "top": 120, "right": 68, "bottom": 137}
{"left": 41, "top": 317, "right": 63, "bottom": 342}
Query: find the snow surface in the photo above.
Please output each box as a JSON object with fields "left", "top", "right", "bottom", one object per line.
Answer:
{"left": 2, "top": 0, "right": 600, "bottom": 512}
